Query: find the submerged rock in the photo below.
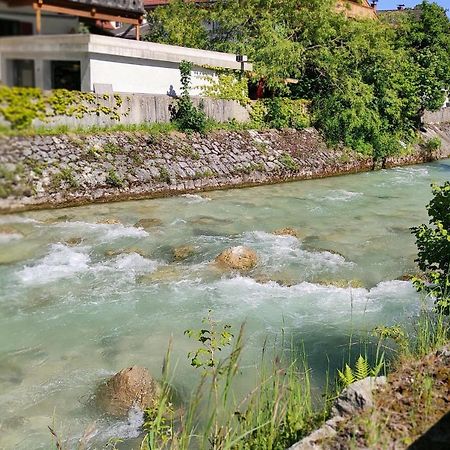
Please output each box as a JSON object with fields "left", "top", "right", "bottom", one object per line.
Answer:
{"left": 190, "top": 215, "right": 232, "bottom": 226}
{"left": 215, "top": 246, "right": 258, "bottom": 271}
{"left": 96, "top": 218, "right": 122, "bottom": 225}
{"left": 105, "top": 247, "right": 147, "bottom": 258}
{"left": 316, "top": 279, "right": 365, "bottom": 289}
{"left": 134, "top": 218, "right": 163, "bottom": 229}
{"left": 272, "top": 227, "right": 301, "bottom": 238}
{"left": 0, "top": 225, "right": 23, "bottom": 237}
{"left": 64, "top": 237, "right": 82, "bottom": 247}
{"left": 138, "top": 266, "right": 182, "bottom": 283}
{"left": 172, "top": 245, "right": 195, "bottom": 261}
{"left": 96, "top": 366, "right": 160, "bottom": 417}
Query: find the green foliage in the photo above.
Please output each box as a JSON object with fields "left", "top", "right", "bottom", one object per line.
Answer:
{"left": 51, "top": 167, "right": 78, "bottom": 190}
{"left": 425, "top": 137, "right": 442, "bottom": 152}
{"left": 184, "top": 310, "right": 234, "bottom": 373}
{"left": 158, "top": 167, "right": 171, "bottom": 184}
{"left": 280, "top": 153, "right": 299, "bottom": 171}
{"left": 145, "top": 0, "right": 450, "bottom": 157}
{"left": 201, "top": 73, "right": 250, "bottom": 105}
{"left": 411, "top": 182, "right": 450, "bottom": 314}
{"left": 0, "top": 86, "right": 124, "bottom": 130}
{"left": 264, "top": 98, "right": 310, "bottom": 130}
{"left": 105, "top": 169, "right": 123, "bottom": 188}
{"left": 337, "top": 354, "right": 384, "bottom": 387}
{"left": 173, "top": 61, "right": 207, "bottom": 133}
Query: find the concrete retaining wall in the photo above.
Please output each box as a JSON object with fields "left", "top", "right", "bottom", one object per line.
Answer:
{"left": 31, "top": 93, "right": 249, "bottom": 128}
{"left": 1, "top": 127, "right": 449, "bottom": 213}
{"left": 423, "top": 107, "right": 450, "bottom": 125}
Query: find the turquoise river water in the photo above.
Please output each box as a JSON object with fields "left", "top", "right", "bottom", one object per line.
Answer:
{"left": 0, "top": 159, "right": 449, "bottom": 449}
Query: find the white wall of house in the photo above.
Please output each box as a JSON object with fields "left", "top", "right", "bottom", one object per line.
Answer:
{"left": 0, "top": 34, "right": 250, "bottom": 96}
{"left": 89, "top": 56, "right": 214, "bottom": 95}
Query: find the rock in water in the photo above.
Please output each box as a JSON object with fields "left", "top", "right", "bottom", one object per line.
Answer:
{"left": 272, "top": 227, "right": 301, "bottom": 238}
{"left": 134, "top": 218, "right": 163, "bottom": 229}
{"left": 96, "top": 366, "right": 160, "bottom": 417}
{"left": 96, "top": 218, "right": 122, "bottom": 225}
{"left": 215, "top": 246, "right": 258, "bottom": 271}
{"left": 172, "top": 245, "right": 195, "bottom": 261}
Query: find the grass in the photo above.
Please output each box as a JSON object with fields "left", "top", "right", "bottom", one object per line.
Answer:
{"left": 0, "top": 119, "right": 265, "bottom": 138}
{"left": 47, "top": 300, "right": 448, "bottom": 450}
{"left": 136, "top": 302, "right": 448, "bottom": 450}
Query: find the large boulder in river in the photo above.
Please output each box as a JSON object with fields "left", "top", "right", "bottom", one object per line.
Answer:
{"left": 96, "top": 366, "right": 160, "bottom": 417}
{"left": 215, "top": 246, "right": 258, "bottom": 271}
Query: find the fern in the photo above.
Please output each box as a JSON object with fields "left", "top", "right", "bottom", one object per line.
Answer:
{"left": 337, "top": 364, "right": 355, "bottom": 386}
{"left": 338, "top": 353, "right": 385, "bottom": 387}
{"left": 355, "top": 355, "right": 370, "bottom": 380}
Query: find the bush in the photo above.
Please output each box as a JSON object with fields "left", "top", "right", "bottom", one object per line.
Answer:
{"left": 411, "top": 182, "right": 450, "bottom": 314}
{"left": 248, "top": 98, "right": 310, "bottom": 130}
{"left": 0, "top": 86, "right": 123, "bottom": 130}
{"left": 264, "top": 98, "right": 310, "bottom": 130}
{"left": 425, "top": 137, "right": 442, "bottom": 152}
{"left": 173, "top": 60, "right": 207, "bottom": 133}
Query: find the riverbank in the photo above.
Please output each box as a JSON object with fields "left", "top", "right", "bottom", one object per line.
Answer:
{"left": 1, "top": 125, "right": 449, "bottom": 213}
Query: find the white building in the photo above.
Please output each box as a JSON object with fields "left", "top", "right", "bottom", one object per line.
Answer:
{"left": 0, "top": 33, "right": 249, "bottom": 96}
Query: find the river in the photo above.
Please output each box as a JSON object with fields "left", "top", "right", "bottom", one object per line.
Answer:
{"left": 0, "top": 159, "right": 449, "bottom": 449}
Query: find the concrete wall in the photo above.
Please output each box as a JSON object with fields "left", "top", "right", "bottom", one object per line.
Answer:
{"left": 423, "top": 108, "right": 450, "bottom": 125}
{"left": 31, "top": 92, "right": 249, "bottom": 128}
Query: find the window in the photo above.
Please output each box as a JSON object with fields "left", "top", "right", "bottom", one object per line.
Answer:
{"left": 51, "top": 61, "right": 81, "bottom": 91}
{"left": 0, "top": 19, "right": 32, "bottom": 37}
{"left": 11, "top": 60, "right": 35, "bottom": 87}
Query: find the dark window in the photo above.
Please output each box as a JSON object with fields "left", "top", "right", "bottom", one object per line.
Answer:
{"left": 12, "top": 60, "right": 35, "bottom": 87}
{"left": 51, "top": 61, "right": 81, "bottom": 91}
{"left": 0, "top": 19, "right": 32, "bottom": 36}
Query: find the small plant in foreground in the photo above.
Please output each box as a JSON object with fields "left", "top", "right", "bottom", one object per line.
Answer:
{"left": 411, "top": 182, "right": 450, "bottom": 314}
{"left": 172, "top": 61, "right": 207, "bottom": 134}
{"left": 337, "top": 354, "right": 385, "bottom": 387}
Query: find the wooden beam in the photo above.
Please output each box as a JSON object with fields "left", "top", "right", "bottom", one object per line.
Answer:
{"left": 31, "top": 2, "right": 142, "bottom": 25}
{"left": 135, "top": 24, "right": 140, "bottom": 41}
{"left": 35, "top": 1, "right": 42, "bottom": 34}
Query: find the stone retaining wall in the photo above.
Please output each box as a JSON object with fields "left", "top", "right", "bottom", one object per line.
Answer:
{"left": 1, "top": 127, "right": 449, "bottom": 213}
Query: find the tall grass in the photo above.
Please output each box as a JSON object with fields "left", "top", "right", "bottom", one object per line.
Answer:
{"left": 139, "top": 303, "right": 448, "bottom": 450}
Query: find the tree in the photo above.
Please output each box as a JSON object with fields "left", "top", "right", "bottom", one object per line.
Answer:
{"left": 390, "top": 1, "right": 450, "bottom": 113}
{"left": 411, "top": 182, "right": 450, "bottom": 314}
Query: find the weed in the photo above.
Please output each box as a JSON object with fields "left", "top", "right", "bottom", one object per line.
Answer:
{"left": 280, "top": 153, "right": 299, "bottom": 171}
{"left": 105, "top": 169, "right": 123, "bottom": 188}
{"left": 159, "top": 167, "right": 171, "bottom": 184}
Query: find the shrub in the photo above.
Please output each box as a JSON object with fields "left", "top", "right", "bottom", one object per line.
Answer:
{"left": 411, "top": 182, "right": 450, "bottom": 314}
{"left": 172, "top": 60, "right": 207, "bottom": 133}
{"left": 264, "top": 98, "right": 310, "bottom": 130}
{"left": 105, "top": 169, "right": 123, "bottom": 188}
{"left": 0, "top": 86, "right": 124, "bottom": 130}
{"left": 425, "top": 137, "right": 442, "bottom": 152}
{"left": 201, "top": 73, "right": 250, "bottom": 105}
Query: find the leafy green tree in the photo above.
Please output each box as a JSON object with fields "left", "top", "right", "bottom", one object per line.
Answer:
{"left": 411, "top": 182, "right": 450, "bottom": 314}
{"left": 391, "top": 1, "right": 450, "bottom": 113}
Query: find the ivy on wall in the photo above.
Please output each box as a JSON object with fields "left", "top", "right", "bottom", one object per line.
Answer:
{"left": 0, "top": 87, "right": 125, "bottom": 130}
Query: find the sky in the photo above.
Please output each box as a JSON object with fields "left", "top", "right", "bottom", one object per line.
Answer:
{"left": 377, "top": 0, "right": 450, "bottom": 11}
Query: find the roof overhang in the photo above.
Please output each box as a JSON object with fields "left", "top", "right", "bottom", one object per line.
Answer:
{"left": 6, "top": 0, "right": 145, "bottom": 24}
